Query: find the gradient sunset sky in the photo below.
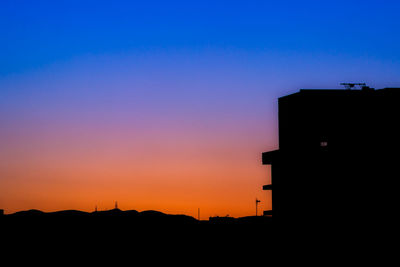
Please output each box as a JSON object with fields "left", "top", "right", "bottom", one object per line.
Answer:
{"left": 1, "top": 0, "right": 400, "bottom": 218}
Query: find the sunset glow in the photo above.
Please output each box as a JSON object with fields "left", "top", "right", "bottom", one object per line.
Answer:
{"left": 1, "top": 0, "right": 399, "bottom": 218}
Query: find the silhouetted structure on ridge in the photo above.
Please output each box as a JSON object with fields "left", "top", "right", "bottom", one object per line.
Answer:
{"left": 262, "top": 85, "right": 400, "bottom": 225}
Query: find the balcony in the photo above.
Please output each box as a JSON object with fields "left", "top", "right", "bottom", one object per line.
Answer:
{"left": 262, "top": 149, "right": 279, "bottom": 164}
{"left": 263, "top": 210, "right": 273, "bottom": 216}
{"left": 263, "top": 184, "right": 272, "bottom": 190}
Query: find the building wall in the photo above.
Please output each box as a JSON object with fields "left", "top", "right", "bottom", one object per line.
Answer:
{"left": 265, "top": 88, "right": 400, "bottom": 225}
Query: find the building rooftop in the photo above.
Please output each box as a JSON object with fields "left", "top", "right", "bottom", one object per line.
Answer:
{"left": 279, "top": 87, "right": 400, "bottom": 100}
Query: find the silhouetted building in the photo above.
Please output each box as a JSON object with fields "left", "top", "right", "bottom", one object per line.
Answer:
{"left": 262, "top": 86, "right": 400, "bottom": 225}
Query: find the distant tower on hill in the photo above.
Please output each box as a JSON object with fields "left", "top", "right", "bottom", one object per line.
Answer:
{"left": 115, "top": 201, "right": 118, "bottom": 210}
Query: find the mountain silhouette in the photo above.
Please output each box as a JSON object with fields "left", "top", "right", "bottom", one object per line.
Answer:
{"left": 2, "top": 208, "right": 271, "bottom": 228}
{"left": 11, "top": 209, "right": 45, "bottom": 216}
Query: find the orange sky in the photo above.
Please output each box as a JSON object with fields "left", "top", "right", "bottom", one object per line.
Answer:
{"left": 0, "top": 116, "right": 275, "bottom": 219}
{"left": 0, "top": 45, "right": 279, "bottom": 219}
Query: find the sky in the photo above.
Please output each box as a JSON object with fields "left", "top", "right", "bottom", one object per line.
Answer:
{"left": 1, "top": 0, "right": 400, "bottom": 218}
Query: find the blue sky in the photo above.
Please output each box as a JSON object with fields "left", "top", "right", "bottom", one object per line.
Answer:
{"left": 1, "top": 0, "right": 400, "bottom": 77}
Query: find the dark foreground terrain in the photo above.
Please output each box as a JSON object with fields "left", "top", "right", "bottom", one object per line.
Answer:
{"left": 0, "top": 209, "right": 273, "bottom": 248}
{"left": 0, "top": 209, "right": 273, "bottom": 266}
{"left": 1, "top": 209, "right": 386, "bottom": 264}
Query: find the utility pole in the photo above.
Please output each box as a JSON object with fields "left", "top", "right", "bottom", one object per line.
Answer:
{"left": 256, "top": 198, "right": 261, "bottom": 216}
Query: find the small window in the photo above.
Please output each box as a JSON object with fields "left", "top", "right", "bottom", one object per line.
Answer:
{"left": 320, "top": 141, "right": 328, "bottom": 147}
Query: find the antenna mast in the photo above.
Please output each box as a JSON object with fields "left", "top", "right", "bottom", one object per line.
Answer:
{"left": 340, "top": 83, "right": 366, "bottom": 90}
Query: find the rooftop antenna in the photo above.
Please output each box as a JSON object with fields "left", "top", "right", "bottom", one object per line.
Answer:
{"left": 256, "top": 198, "right": 261, "bottom": 216}
{"left": 340, "top": 83, "right": 366, "bottom": 90}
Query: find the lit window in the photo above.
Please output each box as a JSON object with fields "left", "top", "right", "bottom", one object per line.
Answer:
{"left": 320, "top": 141, "right": 328, "bottom": 147}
